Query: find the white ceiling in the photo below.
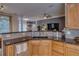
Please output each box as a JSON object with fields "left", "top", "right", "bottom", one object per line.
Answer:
{"left": 1, "top": 3, "right": 65, "bottom": 18}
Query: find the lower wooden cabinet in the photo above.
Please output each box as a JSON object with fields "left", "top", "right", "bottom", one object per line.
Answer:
{"left": 5, "top": 44, "right": 15, "bottom": 56}
{"left": 65, "top": 44, "right": 79, "bottom": 56}
{"left": 4, "top": 39, "right": 79, "bottom": 56}
{"left": 28, "top": 40, "right": 40, "bottom": 56}
{"left": 52, "top": 40, "right": 64, "bottom": 56}
{"left": 28, "top": 39, "right": 52, "bottom": 56}
{"left": 39, "top": 40, "right": 52, "bottom": 56}
{"left": 5, "top": 41, "right": 28, "bottom": 56}
{"left": 52, "top": 40, "right": 79, "bottom": 56}
{"left": 28, "top": 39, "right": 79, "bottom": 56}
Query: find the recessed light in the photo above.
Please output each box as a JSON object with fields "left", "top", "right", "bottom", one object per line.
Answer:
{"left": 48, "top": 4, "right": 54, "bottom": 8}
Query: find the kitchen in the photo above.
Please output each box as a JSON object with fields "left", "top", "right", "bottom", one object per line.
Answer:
{"left": 0, "top": 3, "right": 79, "bottom": 56}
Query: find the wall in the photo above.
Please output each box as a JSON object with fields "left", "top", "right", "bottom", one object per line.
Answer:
{"left": 37, "top": 17, "right": 65, "bottom": 31}
{"left": 11, "top": 15, "right": 19, "bottom": 32}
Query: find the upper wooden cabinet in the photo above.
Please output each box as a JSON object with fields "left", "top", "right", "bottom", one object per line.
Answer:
{"left": 66, "top": 3, "right": 79, "bottom": 29}
{"left": 4, "top": 39, "right": 79, "bottom": 56}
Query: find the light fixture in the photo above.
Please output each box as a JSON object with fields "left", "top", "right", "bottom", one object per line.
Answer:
{"left": 23, "top": 18, "right": 29, "bottom": 21}
{"left": 43, "top": 13, "right": 51, "bottom": 19}
{"left": 0, "top": 4, "right": 6, "bottom": 11}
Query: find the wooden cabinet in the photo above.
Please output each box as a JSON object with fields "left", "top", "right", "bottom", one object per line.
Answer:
{"left": 5, "top": 44, "right": 15, "bottom": 56}
{"left": 28, "top": 39, "right": 52, "bottom": 56}
{"left": 28, "top": 41, "right": 32, "bottom": 55}
{"left": 5, "top": 41, "right": 29, "bottom": 56}
{"left": 28, "top": 40, "right": 40, "bottom": 56}
{"left": 4, "top": 38, "right": 79, "bottom": 56}
{"left": 27, "top": 39, "right": 79, "bottom": 56}
{"left": 52, "top": 40, "right": 64, "bottom": 56}
{"left": 52, "top": 40, "right": 79, "bottom": 56}
{"left": 65, "top": 43, "right": 79, "bottom": 56}
{"left": 30, "top": 40, "right": 40, "bottom": 56}
{"left": 39, "top": 40, "right": 52, "bottom": 56}
{"left": 66, "top": 3, "right": 79, "bottom": 29}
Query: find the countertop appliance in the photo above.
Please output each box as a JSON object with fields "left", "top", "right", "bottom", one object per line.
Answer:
{"left": 74, "top": 37, "right": 79, "bottom": 43}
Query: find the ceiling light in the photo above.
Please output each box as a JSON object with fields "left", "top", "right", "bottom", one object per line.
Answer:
{"left": 23, "top": 18, "right": 29, "bottom": 21}
{"left": 0, "top": 4, "right": 6, "bottom": 11}
{"left": 43, "top": 13, "right": 51, "bottom": 19}
{"left": 48, "top": 4, "right": 54, "bottom": 8}
{"left": 43, "top": 17, "right": 47, "bottom": 19}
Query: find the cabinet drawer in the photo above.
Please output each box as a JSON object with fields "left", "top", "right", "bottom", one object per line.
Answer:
{"left": 52, "top": 51, "right": 64, "bottom": 56}
{"left": 52, "top": 40, "right": 64, "bottom": 47}
{"left": 30, "top": 40, "right": 40, "bottom": 43}
{"left": 41, "top": 40, "right": 52, "bottom": 45}
{"left": 52, "top": 44, "right": 64, "bottom": 54}
{"left": 30, "top": 40, "right": 40, "bottom": 45}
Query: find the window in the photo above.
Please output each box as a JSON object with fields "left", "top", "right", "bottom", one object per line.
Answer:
{"left": 18, "top": 17, "right": 27, "bottom": 31}
{"left": 0, "top": 16, "right": 10, "bottom": 33}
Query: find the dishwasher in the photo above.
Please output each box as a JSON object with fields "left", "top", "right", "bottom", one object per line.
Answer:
{"left": 15, "top": 42, "right": 28, "bottom": 56}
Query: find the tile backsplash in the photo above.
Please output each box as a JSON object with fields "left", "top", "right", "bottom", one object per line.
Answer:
{"left": 65, "top": 29, "right": 79, "bottom": 39}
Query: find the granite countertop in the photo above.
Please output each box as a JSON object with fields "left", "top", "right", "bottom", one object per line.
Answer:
{"left": 3, "top": 36, "right": 32, "bottom": 45}
{"left": 1, "top": 33, "right": 78, "bottom": 46}
{"left": 3, "top": 37, "right": 69, "bottom": 45}
{"left": 2, "top": 36, "right": 59, "bottom": 45}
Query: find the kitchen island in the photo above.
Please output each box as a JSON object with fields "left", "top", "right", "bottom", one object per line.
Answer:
{"left": 0, "top": 31, "right": 79, "bottom": 56}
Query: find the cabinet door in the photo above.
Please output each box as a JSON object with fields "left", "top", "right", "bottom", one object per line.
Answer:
{"left": 28, "top": 40, "right": 40, "bottom": 56}
{"left": 66, "top": 3, "right": 79, "bottom": 29}
{"left": 39, "top": 40, "right": 52, "bottom": 56}
{"left": 52, "top": 41, "right": 64, "bottom": 56}
{"left": 32, "top": 45, "right": 39, "bottom": 56}
{"left": 5, "top": 45, "right": 15, "bottom": 56}
{"left": 65, "top": 43, "right": 79, "bottom": 56}
{"left": 39, "top": 45, "right": 49, "bottom": 56}
{"left": 28, "top": 40, "right": 52, "bottom": 56}
{"left": 65, "top": 48, "right": 79, "bottom": 56}
{"left": 28, "top": 41, "right": 32, "bottom": 55}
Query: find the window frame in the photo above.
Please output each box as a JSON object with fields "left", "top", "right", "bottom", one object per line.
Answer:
{"left": 0, "top": 14, "right": 11, "bottom": 33}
